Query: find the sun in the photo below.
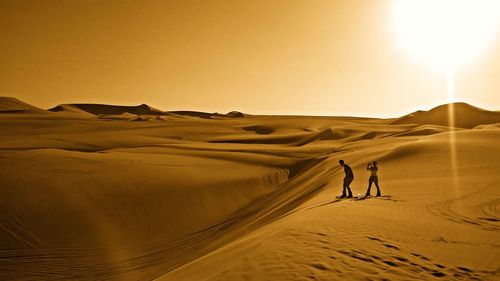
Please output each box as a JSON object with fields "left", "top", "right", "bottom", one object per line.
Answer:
{"left": 392, "top": 0, "right": 500, "bottom": 72}
{"left": 392, "top": 0, "right": 499, "bottom": 196}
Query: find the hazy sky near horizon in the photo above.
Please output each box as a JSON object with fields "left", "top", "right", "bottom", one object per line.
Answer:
{"left": 1, "top": 0, "right": 499, "bottom": 117}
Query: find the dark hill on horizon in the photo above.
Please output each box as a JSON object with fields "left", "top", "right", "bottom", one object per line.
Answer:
{"left": 169, "top": 110, "right": 246, "bottom": 118}
{"left": 49, "top": 103, "right": 165, "bottom": 116}
{"left": 49, "top": 103, "right": 245, "bottom": 118}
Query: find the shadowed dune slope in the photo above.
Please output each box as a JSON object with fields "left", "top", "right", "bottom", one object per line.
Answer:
{"left": 169, "top": 111, "right": 246, "bottom": 119}
{"left": 49, "top": 103, "right": 165, "bottom": 116}
{"left": 392, "top": 102, "right": 500, "bottom": 128}
{"left": 0, "top": 150, "right": 293, "bottom": 249}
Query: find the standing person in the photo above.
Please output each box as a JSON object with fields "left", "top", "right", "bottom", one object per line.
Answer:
{"left": 365, "top": 161, "right": 381, "bottom": 197}
{"left": 339, "top": 160, "right": 354, "bottom": 198}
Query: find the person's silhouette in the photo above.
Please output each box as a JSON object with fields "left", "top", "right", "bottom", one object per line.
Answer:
{"left": 339, "top": 160, "right": 354, "bottom": 198}
{"left": 365, "top": 161, "right": 381, "bottom": 197}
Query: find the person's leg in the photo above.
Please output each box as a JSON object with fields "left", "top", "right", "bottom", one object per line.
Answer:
{"left": 375, "top": 177, "right": 381, "bottom": 196}
{"left": 346, "top": 177, "right": 353, "bottom": 198}
{"left": 366, "top": 178, "right": 373, "bottom": 196}
{"left": 340, "top": 179, "right": 347, "bottom": 197}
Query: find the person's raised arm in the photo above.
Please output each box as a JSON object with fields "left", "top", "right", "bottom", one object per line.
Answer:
{"left": 367, "top": 162, "right": 372, "bottom": 170}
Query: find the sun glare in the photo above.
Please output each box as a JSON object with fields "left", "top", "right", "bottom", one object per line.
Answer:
{"left": 392, "top": 0, "right": 500, "bottom": 72}
{"left": 393, "top": 0, "right": 499, "bottom": 199}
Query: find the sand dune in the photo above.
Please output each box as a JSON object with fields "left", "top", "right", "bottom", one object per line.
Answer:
{"left": 392, "top": 124, "right": 450, "bottom": 137}
{"left": 392, "top": 102, "right": 500, "bottom": 128}
{"left": 0, "top": 97, "right": 46, "bottom": 113}
{"left": 0, "top": 98, "right": 498, "bottom": 280}
{"left": 49, "top": 104, "right": 97, "bottom": 117}
{"left": 169, "top": 111, "right": 246, "bottom": 119}
{"left": 48, "top": 103, "right": 247, "bottom": 120}
{"left": 49, "top": 103, "right": 165, "bottom": 116}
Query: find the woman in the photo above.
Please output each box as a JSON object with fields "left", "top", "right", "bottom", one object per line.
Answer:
{"left": 366, "top": 161, "right": 381, "bottom": 197}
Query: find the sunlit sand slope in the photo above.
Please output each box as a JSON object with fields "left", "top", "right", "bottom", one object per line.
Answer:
{"left": 0, "top": 99, "right": 498, "bottom": 280}
{"left": 0, "top": 97, "right": 46, "bottom": 113}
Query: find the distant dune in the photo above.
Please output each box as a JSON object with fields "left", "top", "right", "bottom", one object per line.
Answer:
{"left": 49, "top": 103, "right": 165, "bottom": 116}
{"left": 8, "top": 97, "right": 499, "bottom": 127}
{"left": 0, "top": 97, "right": 499, "bottom": 280}
{"left": 392, "top": 102, "right": 500, "bottom": 128}
{"left": 169, "top": 110, "right": 246, "bottom": 119}
{"left": 47, "top": 104, "right": 96, "bottom": 116}
{"left": 0, "top": 97, "right": 46, "bottom": 113}
{"left": 47, "top": 103, "right": 246, "bottom": 119}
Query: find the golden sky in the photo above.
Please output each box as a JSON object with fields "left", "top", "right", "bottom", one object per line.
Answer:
{"left": 1, "top": 0, "right": 499, "bottom": 117}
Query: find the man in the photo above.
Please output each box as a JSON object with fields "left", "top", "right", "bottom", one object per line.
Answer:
{"left": 339, "top": 160, "right": 354, "bottom": 198}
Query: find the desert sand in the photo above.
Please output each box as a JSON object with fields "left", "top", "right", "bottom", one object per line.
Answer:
{"left": 0, "top": 97, "right": 499, "bottom": 280}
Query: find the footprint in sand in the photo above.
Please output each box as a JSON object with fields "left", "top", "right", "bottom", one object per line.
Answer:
{"left": 310, "top": 263, "right": 329, "bottom": 271}
{"left": 382, "top": 260, "right": 398, "bottom": 267}
{"left": 383, "top": 243, "right": 400, "bottom": 250}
